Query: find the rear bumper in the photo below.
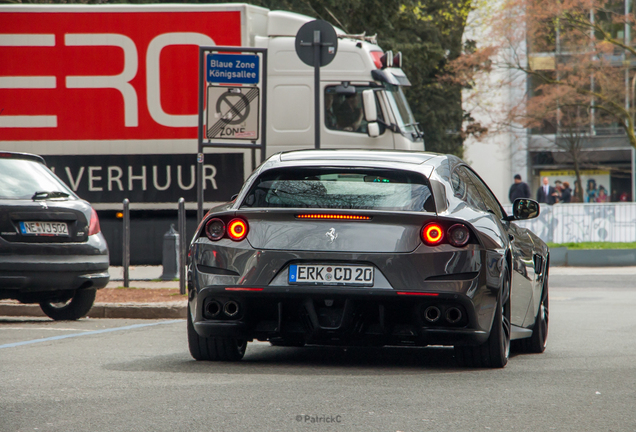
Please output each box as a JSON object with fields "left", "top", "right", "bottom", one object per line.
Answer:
{"left": 190, "top": 283, "right": 495, "bottom": 347}
{"left": 0, "top": 254, "right": 110, "bottom": 298}
{"left": 0, "top": 270, "right": 109, "bottom": 290}
{"left": 0, "top": 254, "right": 109, "bottom": 273}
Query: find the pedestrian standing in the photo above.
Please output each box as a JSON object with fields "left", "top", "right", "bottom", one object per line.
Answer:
{"left": 508, "top": 174, "right": 531, "bottom": 203}
{"left": 561, "top": 181, "right": 572, "bottom": 203}
{"left": 554, "top": 180, "right": 563, "bottom": 203}
{"left": 536, "top": 176, "right": 557, "bottom": 205}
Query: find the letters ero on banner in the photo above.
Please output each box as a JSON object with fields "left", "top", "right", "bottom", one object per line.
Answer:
{"left": 205, "top": 52, "right": 261, "bottom": 141}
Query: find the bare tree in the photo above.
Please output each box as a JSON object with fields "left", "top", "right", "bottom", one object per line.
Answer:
{"left": 447, "top": 0, "right": 636, "bottom": 151}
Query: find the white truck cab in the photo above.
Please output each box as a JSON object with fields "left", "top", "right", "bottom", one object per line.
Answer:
{"left": 242, "top": 8, "right": 424, "bottom": 155}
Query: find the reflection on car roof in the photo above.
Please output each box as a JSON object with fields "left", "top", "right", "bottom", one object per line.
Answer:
{"left": 279, "top": 149, "right": 439, "bottom": 165}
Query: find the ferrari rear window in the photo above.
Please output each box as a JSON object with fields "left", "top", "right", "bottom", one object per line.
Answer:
{"left": 241, "top": 167, "right": 435, "bottom": 212}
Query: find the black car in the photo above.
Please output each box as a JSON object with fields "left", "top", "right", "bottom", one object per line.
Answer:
{"left": 0, "top": 152, "right": 109, "bottom": 320}
{"left": 187, "top": 150, "right": 549, "bottom": 368}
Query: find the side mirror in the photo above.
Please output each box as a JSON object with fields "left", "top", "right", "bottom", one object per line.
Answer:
{"left": 362, "top": 89, "right": 377, "bottom": 122}
{"left": 367, "top": 122, "right": 380, "bottom": 137}
{"left": 506, "top": 198, "right": 540, "bottom": 221}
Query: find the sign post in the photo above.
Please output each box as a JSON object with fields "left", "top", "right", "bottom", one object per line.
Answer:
{"left": 197, "top": 46, "right": 267, "bottom": 222}
{"left": 294, "top": 20, "right": 338, "bottom": 150}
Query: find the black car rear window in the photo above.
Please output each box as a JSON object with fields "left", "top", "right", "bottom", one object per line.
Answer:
{"left": 0, "top": 159, "right": 75, "bottom": 200}
{"left": 241, "top": 167, "right": 435, "bottom": 212}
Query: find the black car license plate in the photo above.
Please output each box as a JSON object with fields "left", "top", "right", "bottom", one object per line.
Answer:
{"left": 19, "top": 221, "right": 69, "bottom": 236}
{"left": 289, "top": 264, "right": 374, "bottom": 285}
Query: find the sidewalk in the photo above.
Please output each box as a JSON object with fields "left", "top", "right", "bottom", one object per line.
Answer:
{"left": 107, "top": 266, "right": 179, "bottom": 289}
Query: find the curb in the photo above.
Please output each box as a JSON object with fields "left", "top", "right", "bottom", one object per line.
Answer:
{"left": 0, "top": 302, "right": 186, "bottom": 320}
{"left": 551, "top": 248, "right": 636, "bottom": 267}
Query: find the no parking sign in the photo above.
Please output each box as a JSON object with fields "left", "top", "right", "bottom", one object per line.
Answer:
{"left": 206, "top": 86, "right": 259, "bottom": 140}
{"left": 197, "top": 45, "right": 267, "bottom": 221}
{"left": 205, "top": 53, "right": 261, "bottom": 140}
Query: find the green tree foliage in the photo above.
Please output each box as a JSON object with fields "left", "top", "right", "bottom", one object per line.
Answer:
{"left": 10, "top": 0, "right": 471, "bottom": 155}
{"left": 206, "top": 0, "right": 471, "bottom": 156}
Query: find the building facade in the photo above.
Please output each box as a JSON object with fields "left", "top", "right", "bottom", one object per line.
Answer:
{"left": 463, "top": 0, "right": 636, "bottom": 205}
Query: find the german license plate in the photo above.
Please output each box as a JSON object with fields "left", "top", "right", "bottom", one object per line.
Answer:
{"left": 19, "top": 221, "right": 69, "bottom": 236}
{"left": 289, "top": 264, "right": 374, "bottom": 285}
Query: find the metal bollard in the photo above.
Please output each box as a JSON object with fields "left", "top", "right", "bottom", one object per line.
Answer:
{"left": 122, "top": 199, "right": 130, "bottom": 288}
{"left": 160, "top": 224, "right": 180, "bottom": 281}
{"left": 178, "top": 198, "right": 186, "bottom": 295}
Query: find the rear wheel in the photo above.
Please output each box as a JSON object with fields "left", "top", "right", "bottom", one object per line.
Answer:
{"left": 187, "top": 303, "right": 246, "bottom": 361}
{"left": 455, "top": 271, "right": 511, "bottom": 368}
{"left": 39, "top": 288, "right": 96, "bottom": 321}
{"left": 518, "top": 270, "right": 549, "bottom": 354}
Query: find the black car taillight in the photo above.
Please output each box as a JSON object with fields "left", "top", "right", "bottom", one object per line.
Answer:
{"left": 88, "top": 207, "right": 101, "bottom": 236}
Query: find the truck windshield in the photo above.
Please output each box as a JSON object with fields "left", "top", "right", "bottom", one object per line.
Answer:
{"left": 385, "top": 85, "right": 419, "bottom": 135}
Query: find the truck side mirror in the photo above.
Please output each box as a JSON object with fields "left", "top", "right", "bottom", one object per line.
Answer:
{"left": 367, "top": 122, "right": 380, "bottom": 138}
{"left": 362, "top": 89, "right": 377, "bottom": 122}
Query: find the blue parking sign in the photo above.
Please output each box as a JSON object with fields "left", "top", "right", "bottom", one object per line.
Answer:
{"left": 207, "top": 53, "right": 260, "bottom": 84}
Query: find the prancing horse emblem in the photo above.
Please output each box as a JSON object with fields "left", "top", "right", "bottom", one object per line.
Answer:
{"left": 325, "top": 228, "right": 338, "bottom": 243}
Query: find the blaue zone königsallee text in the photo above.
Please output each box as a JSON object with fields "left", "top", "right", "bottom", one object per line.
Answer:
{"left": 207, "top": 53, "right": 260, "bottom": 85}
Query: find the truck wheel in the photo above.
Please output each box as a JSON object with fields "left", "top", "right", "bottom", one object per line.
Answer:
{"left": 40, "top": 288, "right": 96, "bottom": 321}
{"left": 187, "top": 304, "right": 246, "bottom": 361}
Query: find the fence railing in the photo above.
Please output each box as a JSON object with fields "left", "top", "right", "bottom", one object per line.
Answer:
{"left": 502, "top": 202, "right": 636, "bottom": 244}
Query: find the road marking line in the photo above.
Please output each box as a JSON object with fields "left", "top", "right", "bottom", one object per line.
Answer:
{"left": 1, "top": 327, "right": 94, "bottom": 331}
{"left": 0, "top": 320, "right": 183, "bottom": 349}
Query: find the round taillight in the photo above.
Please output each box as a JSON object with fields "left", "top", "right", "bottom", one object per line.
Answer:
{"left": 227, "top": 218, "right": 248, "bottom": 241}
{"left": 422, "top": 222, "right": 444, "bottom": 245}
{"left": 205, "top": 218, "right": 225, "bottom": 241}
{"left": 448, "top": 223, "right": 470, "bottom": 247}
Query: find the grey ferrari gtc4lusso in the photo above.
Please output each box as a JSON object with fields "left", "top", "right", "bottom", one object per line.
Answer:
{"left": 187, "top": 150, "right": 549, "bottom": 368}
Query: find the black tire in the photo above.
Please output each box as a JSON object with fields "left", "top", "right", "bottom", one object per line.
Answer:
{"left": 518, "top": 269, "right": 549, "bottom": 354}
{"left": 455, "top": 271, "right": 511, "bottom": 368}
{"left": 187, "top": 303, "right": 246, "bottom": 361}
{"left": 39, "top": 288, "right": 96, "bottom": 321}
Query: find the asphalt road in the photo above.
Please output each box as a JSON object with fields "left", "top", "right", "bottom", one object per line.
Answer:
{"left": 2, "top": 269, "right": 636, "bottom": 432}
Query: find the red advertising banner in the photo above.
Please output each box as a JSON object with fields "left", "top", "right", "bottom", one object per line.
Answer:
{"left": 0, "top": 10, "right": 241, "bottom": 141}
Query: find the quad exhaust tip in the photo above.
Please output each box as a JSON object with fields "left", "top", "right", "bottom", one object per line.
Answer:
{"left": 424, "top": 306, "right": 441, "bottom": 323}
{"left": 445, "top": 307, "right": 462, "bottom": 324}
{"left": 205, "top": 300, "right": 221, "bottom": 318}
{"left": 224, "top": 300, "right": 240, "bottom": 317}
